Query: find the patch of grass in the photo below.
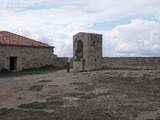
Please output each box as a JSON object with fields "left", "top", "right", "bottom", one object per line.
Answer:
{"left": 64, "top": 92, "right": 110, "bottom": 100}
{"left": 0, "top": 65, "right": 62, "bottom": 78}
{"left": 38, "top": 80, "right": 52, "bottom": 83}
{"left": 0, "top": 108, "right": 55, "bottom": 120}
{"left": 46, "top": 96, "right": 64, "bottom": 109}
{"left": 28, "top": 85, "right": 44, "bottom": 92}
{"left": 53, "top": 106, "right": 127, "bottom": 120}
{"left": 71, "top": 82, "right": 96, "bottom": 92}
{"left": 23, "top": 65, "right": 60, "bottom": 73}
{"left": 79, "top": 92, "right": 110, "bottom": 100}
{"left": 18, "top": 102, "right": 47, "bottom": 109}
{"left": 0, "top": 69, "right": 11, "bottom": 76}
{"left": 18, "top": 96, "right": 64, "bottom": 110}
{"left": 64, "top": 92, "right": 85, "bottom": 98}
{"left": 0, "top": 107, "right": 126, "bottom": 120}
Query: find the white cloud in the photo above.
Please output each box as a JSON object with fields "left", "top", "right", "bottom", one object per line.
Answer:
{"left": 104, "top": 19, "right": 160, "bottom": 56}
{"left": 0, "top": 0, "right": 160, "bottom": 56}
{"left": 0, "top": 8, "right": 96, "bottom": 56}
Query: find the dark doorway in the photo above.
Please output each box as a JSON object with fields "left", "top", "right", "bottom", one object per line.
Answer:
{"left": 10, "top": 57, "right": 17, "bottom": 71}
{"left": 76, "top": 40, "right": 83, "bottom": 60}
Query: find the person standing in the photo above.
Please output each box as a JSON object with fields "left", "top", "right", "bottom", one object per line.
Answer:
{"left": 67, "top": 57, "right": 71, "bottom": 72}
{"left": 82, "top": 59, "right": 85, "bottom": 72}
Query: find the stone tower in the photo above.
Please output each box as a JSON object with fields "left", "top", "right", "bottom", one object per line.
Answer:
{"left": 73, "top": 32, "right": 102, "bottom": 72}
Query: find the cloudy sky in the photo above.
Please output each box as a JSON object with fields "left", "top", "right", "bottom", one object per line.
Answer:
{"left": 0, "top": 0, "right": 160, "bottom": 57}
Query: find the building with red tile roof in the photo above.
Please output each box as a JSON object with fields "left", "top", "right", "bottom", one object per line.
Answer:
{"left": 0, "top": 31, "right": 54, "bottom": 48}
{"left": 0, "top": 31, "right": 55, "bottom": 71}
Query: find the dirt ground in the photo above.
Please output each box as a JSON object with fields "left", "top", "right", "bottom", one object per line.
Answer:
{"left": 0, "top": 69, "right": 160, "bottom": 120}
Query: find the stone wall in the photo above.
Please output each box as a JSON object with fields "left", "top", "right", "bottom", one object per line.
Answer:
{"left": 0, "top": 44, "right": 54, "bottom": 71}
{"left": 52, "top": 57, "right": 69, "bottom": 68}
{"left": 73, "top": 32, "right": 102, "bottom": 71}
{"left": 55, "top": 57, "right": 160, "bottom": 70}
{"left": 103, "top": 57, "right": 160, "bottom": 69}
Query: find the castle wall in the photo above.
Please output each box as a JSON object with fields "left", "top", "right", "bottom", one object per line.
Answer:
{"left": 103, "top": 57, "right": 160, "bottom": 69}
{"left": 51, "top": 57, "right": 160, "bottom": 70}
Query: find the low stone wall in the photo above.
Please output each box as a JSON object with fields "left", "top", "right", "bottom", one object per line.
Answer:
{"left": 52, "top": 57, "right": 160, "bottom": 70}
{"left": 52, "top": 57, "right": 74, "bottom": 68}
{"left": 52, "top": 57, "right": 68, "bottom": 68}
{"left": 103, "top": 57, "right": 160, "bottom": 69}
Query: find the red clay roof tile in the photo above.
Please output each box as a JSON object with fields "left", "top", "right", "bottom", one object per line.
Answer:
{"left": 0, "top": 31, "right": 53, "bottom": 48}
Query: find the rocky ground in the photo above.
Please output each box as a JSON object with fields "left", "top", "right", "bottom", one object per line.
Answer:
{"left": 0, "top": 68, "right": 160, "bottom": 120}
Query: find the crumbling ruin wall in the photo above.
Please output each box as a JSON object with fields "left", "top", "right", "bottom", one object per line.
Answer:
{"left": 73, "top": 32, "right": 102, "bottom": 72}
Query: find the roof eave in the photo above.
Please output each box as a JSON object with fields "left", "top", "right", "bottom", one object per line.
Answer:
{"left": 0, "top": 43, "right": 55, "bottom": 48}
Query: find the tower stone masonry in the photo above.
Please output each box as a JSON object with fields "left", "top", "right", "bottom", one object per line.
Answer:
{"left": 73, "top": 32, "right": 102, "bottom": 72}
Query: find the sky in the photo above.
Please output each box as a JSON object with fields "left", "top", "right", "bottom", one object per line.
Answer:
{"left": 0, "top": 0, "right": 160, "bottom": 57}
